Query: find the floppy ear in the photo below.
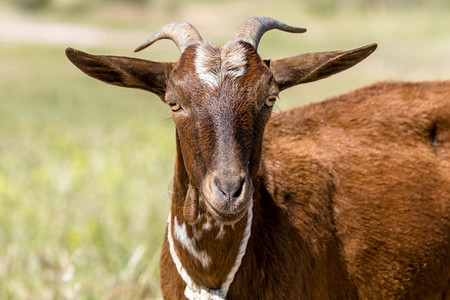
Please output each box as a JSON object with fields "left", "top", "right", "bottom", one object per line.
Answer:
{"left": 268, "top": 43, "right": 377, "bottom": 91}
{"left": 65, "top": 48, "right": 175, "bottom": 99}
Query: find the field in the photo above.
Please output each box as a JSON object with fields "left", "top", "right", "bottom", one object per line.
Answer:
{"left": 0, "top": 0, "right": 449, "bottom": 299}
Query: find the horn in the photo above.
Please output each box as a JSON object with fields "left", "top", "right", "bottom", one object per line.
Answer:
{"left": 234, "top": 16, "right": 306, "bottom": 50}
{"left": 134, "top": 21, "right": 203, "bottom": 53}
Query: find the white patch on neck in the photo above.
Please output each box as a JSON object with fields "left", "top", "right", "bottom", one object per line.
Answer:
{"left": 201, "top": 212, "right": 226, "bottom": 240}
{"left": 216, "top": 225, "right": 226, "bottom": 240}
{"left": 194, "top": 41, "right": 247, "bottom": 88}
{"left": 167, "top": 198, "right": 253, "bottom": 299}
{"left": 173, "top": 216, "right": 212, "bottom": 269}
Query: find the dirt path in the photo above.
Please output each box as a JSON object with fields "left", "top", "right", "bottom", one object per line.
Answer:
{"left": 0, "top": 12, "right": 148, "bottom": 49}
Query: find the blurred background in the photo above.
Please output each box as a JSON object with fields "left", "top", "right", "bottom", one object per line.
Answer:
{"left": 0, "top": 0, "right": 449, "bottom": 299}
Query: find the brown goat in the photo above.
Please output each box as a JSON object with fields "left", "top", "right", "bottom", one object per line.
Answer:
{"left": 66, "top": 17, "right": 450, "bottom": 299}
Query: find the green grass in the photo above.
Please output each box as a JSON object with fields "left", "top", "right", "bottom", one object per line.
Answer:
{"left": 0, "top": 1, "right": 449, "bottom": 299}
{"left": 0, "top": 44, "right": 174, "bottom": 299}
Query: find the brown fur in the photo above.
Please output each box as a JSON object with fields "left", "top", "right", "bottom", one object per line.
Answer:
{"left": 257, "top": 81, "right": 450, "bottom": 299}
{"left": 159, "top": 81, "right": 450, "bottom": 299}
{"left": 66, "top": 23, "right": 449, "bottom": 299}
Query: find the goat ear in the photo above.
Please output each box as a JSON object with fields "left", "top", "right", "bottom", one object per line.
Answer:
{"left": 65, "top": 48, "right": 175, "bottom": 99}
{"left": 268, "top": 43, "right": 377, "bottom": 91}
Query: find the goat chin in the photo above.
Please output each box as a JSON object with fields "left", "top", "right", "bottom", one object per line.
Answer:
{"left": 204, "top": 197, "right": 249, "bottom": 225}
{"left": 201, "top": 186, "right": 254, "bottom": 225}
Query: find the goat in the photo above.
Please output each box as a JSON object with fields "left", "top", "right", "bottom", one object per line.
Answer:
{"left": 66, "top": 16, "right": 450, "bottom": 299}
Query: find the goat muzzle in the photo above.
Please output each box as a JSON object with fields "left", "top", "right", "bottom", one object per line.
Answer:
{"left": 203, "top": 171, "right": 253, "bottom": 224}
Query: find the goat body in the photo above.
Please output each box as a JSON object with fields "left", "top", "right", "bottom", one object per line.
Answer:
{"left": 66, "top": 17, "right": 450, "bottom": 299}
{"left": 159, "top": 81, "right": 450, "bottom": 299}
{"left": 262, "top": 81, "right": 450, "bottom": 298}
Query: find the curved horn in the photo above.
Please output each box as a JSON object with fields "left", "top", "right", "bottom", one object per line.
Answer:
{"left": 234, "top": 16, "right": 306, "bottom": 50}
{"left": 134, "top": 21, "right": 203, "bottom": 53}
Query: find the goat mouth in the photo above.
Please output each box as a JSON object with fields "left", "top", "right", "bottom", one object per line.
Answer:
{"left": 204, "top": 199, "right": 248, "bottom": 225}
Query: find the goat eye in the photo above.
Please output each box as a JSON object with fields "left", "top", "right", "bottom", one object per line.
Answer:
{"left": 167, "top": 101, "right": 181, "bottom": 112}
{"left": 265, "top": 96, "right": 277, "bottom": 107}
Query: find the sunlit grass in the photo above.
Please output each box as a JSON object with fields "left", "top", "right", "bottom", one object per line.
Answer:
{"left": 0, "top": 44, "right": 174, "bottom": 298}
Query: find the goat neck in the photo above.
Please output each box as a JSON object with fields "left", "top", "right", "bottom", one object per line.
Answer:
{"left": 165, "top": 133, "right": 254, "bottom": 297}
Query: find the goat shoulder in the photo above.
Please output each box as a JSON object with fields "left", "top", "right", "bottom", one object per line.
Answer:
{"left": 259, "top": 80, "right": 450, "bottom": 298}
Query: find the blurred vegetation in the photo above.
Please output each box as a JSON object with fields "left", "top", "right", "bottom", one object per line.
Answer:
{"left": 0, "top": 0, "right": 449, "bottom": 299}
{"left": 0, "top": 44, "right": 174, "bottom": 299}
{"left": 8, "top": 0, "right": 450, "bottom": 13}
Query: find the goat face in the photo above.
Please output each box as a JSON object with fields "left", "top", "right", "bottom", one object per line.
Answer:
{"left": 66, "top": 17, "right": 377, "bottom": 225}
{"left": 166, "top": 41, "right": 276, "bottom": 223}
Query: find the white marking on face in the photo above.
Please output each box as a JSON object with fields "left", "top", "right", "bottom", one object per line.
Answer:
{"left": 221, "top": 41, "right": 247, "bottom": 79}
{"left": 194, "top": 43, "right": 220, "bottom": 88}
{"left": 174, "top": 216, "right": 212, "bottom": 269}
{"left": 194, "top": 41, "right": 247, "bottom": 88}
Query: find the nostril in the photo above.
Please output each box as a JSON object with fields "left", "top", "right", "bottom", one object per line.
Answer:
{"left": 214, "top": 177, "right": 245, "bottom": 201}
{"left": 233, "top": 179, "right": 244, "bottom": 198}
{"left": 214, "top": 178, "right": 226, "bottom": 197}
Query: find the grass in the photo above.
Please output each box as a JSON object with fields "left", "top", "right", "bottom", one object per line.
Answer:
{"left": 0, "top": 44, "right": 174, "bottom": 299}
{"left": 0, "top": 1, "right": 449, "bottom": 299}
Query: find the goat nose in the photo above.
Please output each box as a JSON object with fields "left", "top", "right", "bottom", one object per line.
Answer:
{"left": 214, "top": 177, "right": 245, "bottom": 201}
